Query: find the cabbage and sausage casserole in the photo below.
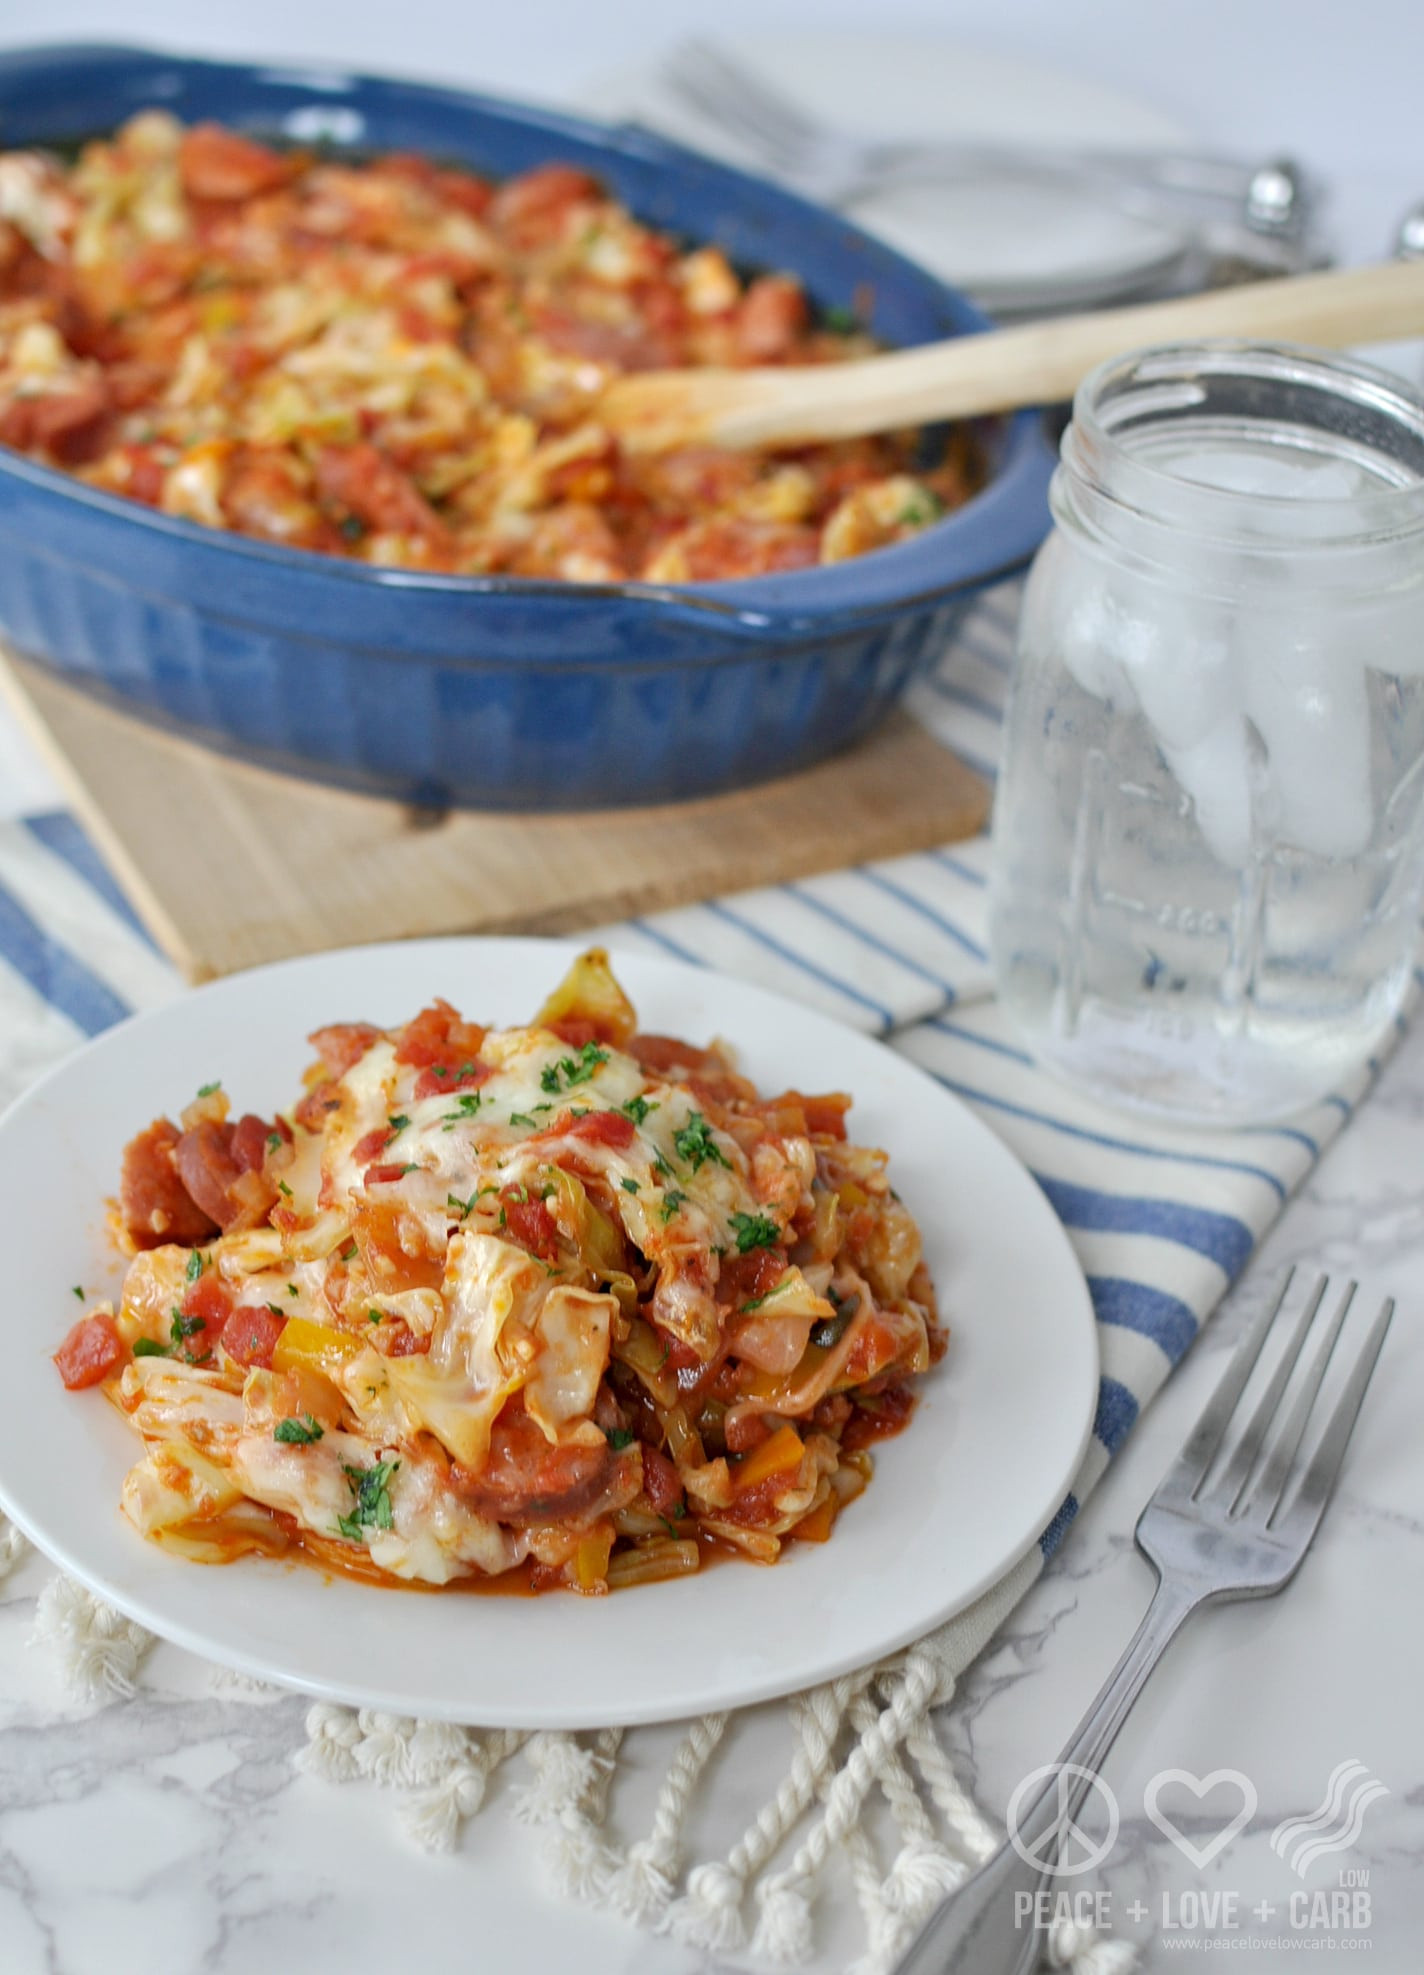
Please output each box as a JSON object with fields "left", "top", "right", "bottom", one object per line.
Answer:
{"left": 55, "top": 953, "right": 945, "bottom": 1594}
{"left": 0, "top": 113, "right": 978, "bottom": 582}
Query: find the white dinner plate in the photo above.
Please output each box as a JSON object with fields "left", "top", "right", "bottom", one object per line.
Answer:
{"left": 0, "top": 938, "right": 1097, "bottom": 1727}
{"left": 580, "top": 31, "right": 1196, "bottom": 316}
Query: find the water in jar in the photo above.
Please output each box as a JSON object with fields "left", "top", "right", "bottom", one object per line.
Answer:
{"left": 991, "top": 425, "right": 1424, "bottom": 1124}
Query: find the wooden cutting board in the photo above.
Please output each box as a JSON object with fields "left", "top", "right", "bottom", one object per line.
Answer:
{"left": 1, "top": 654, "right": 989, "bottom": 983}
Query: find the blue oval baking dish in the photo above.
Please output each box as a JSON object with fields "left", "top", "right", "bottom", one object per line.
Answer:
{"left": 0, "top": 44, "right": 1053, "bottom": 810}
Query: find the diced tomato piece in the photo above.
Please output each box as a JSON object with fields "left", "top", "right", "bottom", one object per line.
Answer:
{"left": 557, "top": 1109, "right": 636, "bottom": 1150}
{"left": 179, "top": 124, "right": 296, "bottom": 202}
{"left": 641, "top": 1444, "right": 685, "bottom": 1518}
{"left": 364, "top": 1162, "right": 410, "bottom": 1188}
{"left": 221, "top": 1304, "right": 286, "bottom": 1369}
{"left": 179, "top": 1269, "right": 234, "bottom": 1347}
{"left": 307, "top": 1022, "right": 382, "bottom": 1077}
{"left": 393, "top": 998, "right": 487, "bottom": 1070}
{"left": 719, "top": 1246, "right": 786, "bottom": 1310}
{"left": 352, "top": 1125, "right": 393, "bottom": 1165}
{"left": 412, "top": 1060, "right": 491, "bottom": 1099}
{"left": 54, "top": 1313, "right": 124, "bottom": 1390}
{"left": 501, "top": 1190, "right": 558, "bottom": 1261}
{"left": 651, "top": 1325, "right": 703, "bottom": 1374}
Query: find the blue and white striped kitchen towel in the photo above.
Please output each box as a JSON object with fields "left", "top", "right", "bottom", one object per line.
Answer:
{"left": 0, "top": 579, "right": 1391, "bottom": 1579}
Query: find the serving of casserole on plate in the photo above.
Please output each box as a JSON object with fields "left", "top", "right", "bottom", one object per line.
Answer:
{"left": 56, "top": 949, "right": 945, "bottom": 1596}
{"left": 0, "top": 938, "right": 1096, "bottom": 1726}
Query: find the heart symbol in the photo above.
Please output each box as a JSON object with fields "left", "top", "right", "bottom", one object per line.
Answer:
{"left": 1145, "top": 1768, "right": 1258, "bottom": 1869}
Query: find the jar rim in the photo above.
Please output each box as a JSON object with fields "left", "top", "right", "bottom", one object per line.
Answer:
{"left": 1065, "top": 339, "right": 1424, "bottom": 546}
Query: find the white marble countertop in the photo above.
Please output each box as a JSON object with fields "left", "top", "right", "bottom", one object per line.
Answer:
{"left": 2, "top": 10, "right": 1422, "bottom": 1971}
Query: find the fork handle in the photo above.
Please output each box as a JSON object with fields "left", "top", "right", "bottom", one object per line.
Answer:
{"left": 894, "top": 1574, "right": 1201, "bottom": 1975}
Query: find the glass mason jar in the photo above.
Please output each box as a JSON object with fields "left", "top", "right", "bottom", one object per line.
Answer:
{"left": 990, "top": 341, "right": 1424, "bottom": 1125}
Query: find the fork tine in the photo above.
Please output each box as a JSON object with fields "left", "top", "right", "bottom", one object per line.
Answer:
{"left": 662, "top": 57, "right": 804, "bottom": 168}
{"left": 671, "top": 40, "right": 824, "bottom": 150}
{"left": 1246, "top": 1280, "right": 1357, "bottom": 1518}
{"left": 1270, "top": 1294, "right": 1394, "bottom": 1541}
{"left": 1212, "top": 1273, "right": 1331, "bottom": 1509}
{"left": 1172, "top": 1266, "right": 1299, "bottom": 1494}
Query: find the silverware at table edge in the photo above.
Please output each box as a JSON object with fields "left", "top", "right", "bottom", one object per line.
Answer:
{"left": 660, "top": 38, "right": 1318, "bottom": 247}
{"left": 892, "top": 1269, "right": 1394, "bottom": 1975}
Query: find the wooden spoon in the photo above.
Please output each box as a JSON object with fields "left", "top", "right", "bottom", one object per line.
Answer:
{"left": 602, "top": 259, "right": 1424, "bottom": 453}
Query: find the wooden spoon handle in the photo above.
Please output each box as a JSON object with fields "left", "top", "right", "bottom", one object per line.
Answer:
{"left": 606, "top": 259, "right": 1424, "bottom": 453}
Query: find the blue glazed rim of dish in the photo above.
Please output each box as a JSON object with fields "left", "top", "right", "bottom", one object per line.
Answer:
{"left": 0, "top": 42, "right": 1055, "bottom": 641}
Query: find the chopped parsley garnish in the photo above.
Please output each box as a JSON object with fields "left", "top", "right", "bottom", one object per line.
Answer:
{"left": 185, "top": 1250, "right": 206, "bottom": 1283}
{"left": 620, "top": 1177, "right": 640, "bottom": 1194}
{"left": 339, "top": 1240, "right": 358, "bottom": 1262}
{"left": 621, "top": 1095, "right": 657, "bottom": 1126}
{"left": 132, "top": 1337, "right": 169, "bottom": 1358}
{"left": 196, "top": 1080, "right": 222, "bottom": 1098}
{"left": 170, "top": 1308, "right": 206, "bottom": 1343}
{"left": 336, "top": 1457, "right": 399, "bottom": 1540}
{"left": 71, "top": 1284, "right": 84, "bottom": 1301}
{"left": 266, "top": 1130, "right": 284, "bottom": 1153}
{"left": 339, "top": 514, "right": 365, "bottom": 543}
{"left": 386, "top": 1113, "right": 410, "bottom": 1135}
{"left": 674, "top": 1112, "right": 731, "bottom": 1172}
{"left": 604, "top": 1427, "right": 636, "bottom": 1451}
{"left": 729, "top": 1211, "right": 780, "bottom": 1253}
{"left": 540, "top": 1041, "right": 609, "bottom": 1093}
{"left": 652, "top": 1149, "right": 675, "bottom": 1181}
{"left": 367, "top": 1308, "right": 386, "bottom": 1324}
{"left": 398, "top": 1162, "right": 420, "bottom": 1175}
{"left": 277, "top": 1180, "right": 293, "bottom": 1198}
{"left": 458, "top": 1061, "right": 477, "bottom": 1078}
{"left": 264, "top": 1302, "right": 285, "bottom": 1318}
{"left": 432, "top": 1064, "right": 449, "bottom": 1079}
{"left": 508, "top": 1111, "right": 537, "bottom": 1129}
{"left": 448, "top": 1190, "right": 477, "bottom": 1220}
{"left": 287, "top": 1282, "right": 299, "bottom": 1298}
{"left": 274, "top": 1413, "right": 323, "bottom": 1445}
{"left": 441, "top": 1091, "right": 483, "bottom": 1128}
{"left": 824, "top": 303, "right": 858, "bottom": 333}
{"left": 898, "top": 488, "right": 944, "bottom": 528}
{"left": 660, "top": 1189, "right": 687, "bottom": 1223}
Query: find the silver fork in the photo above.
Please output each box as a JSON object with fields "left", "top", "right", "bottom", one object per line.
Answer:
{"left": 661, "top": 39, "right": 1315, "bottom": 244}
{"left": 893, "top": 1269, "right": 1395, "bottom": 1975}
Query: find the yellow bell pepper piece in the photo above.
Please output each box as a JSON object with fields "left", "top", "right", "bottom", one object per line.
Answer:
{"left": 271, "top": 1315, "right": 365, "bottom": 1377}
{"left": 731, "top": 1423, "right": 805, "bottom": 1494}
